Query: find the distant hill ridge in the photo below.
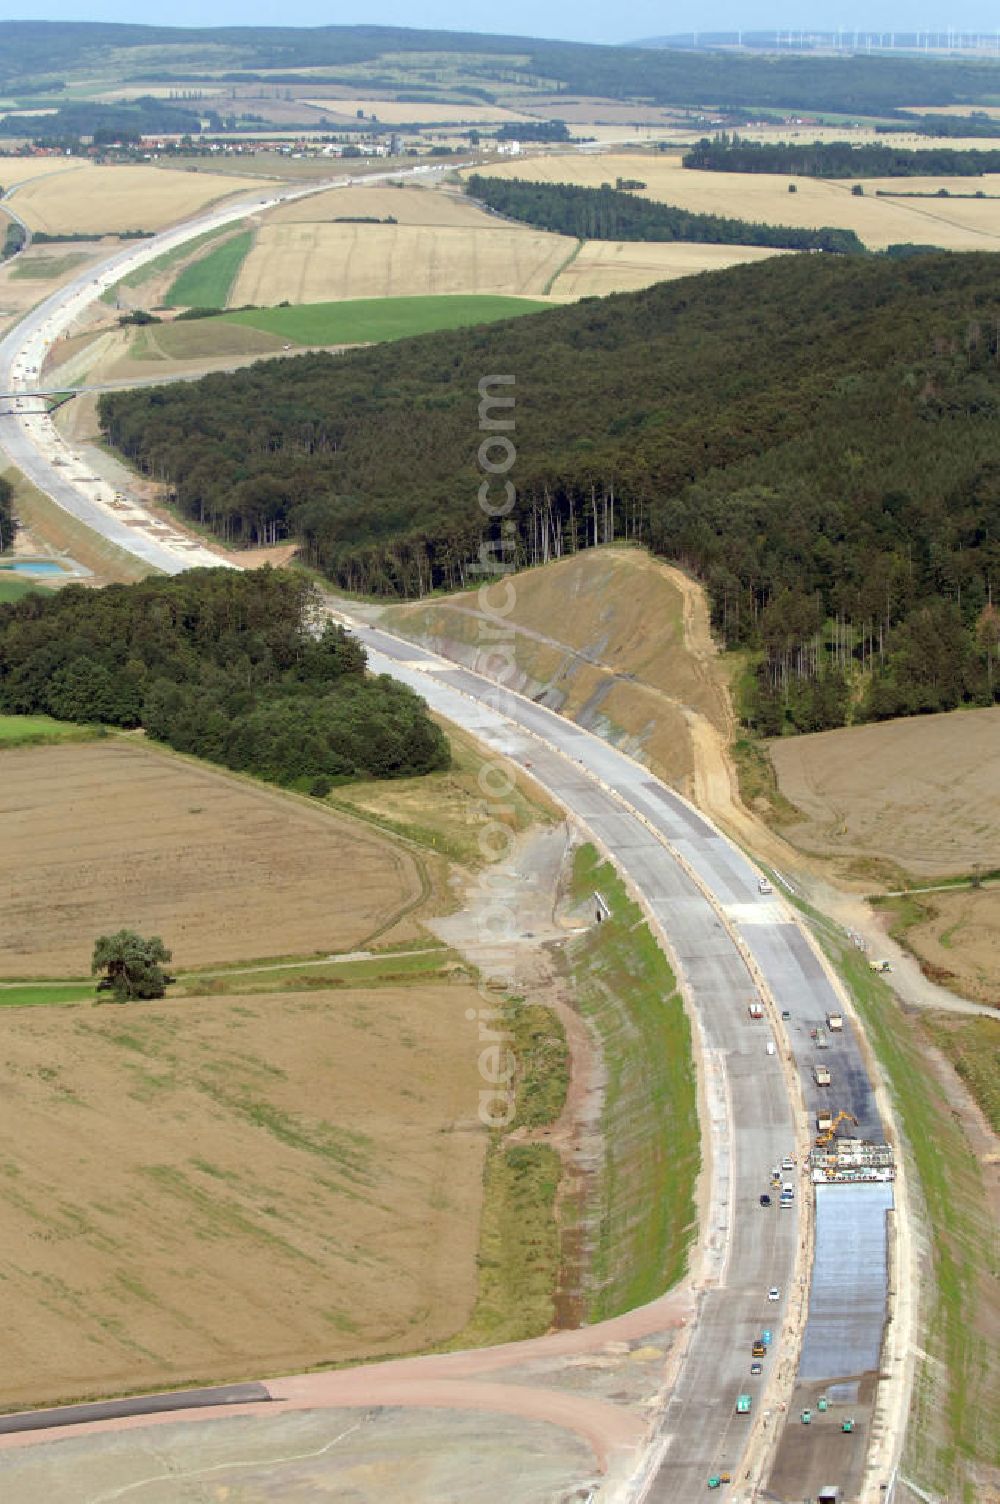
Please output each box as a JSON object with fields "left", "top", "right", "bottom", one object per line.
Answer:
{"left": 3, "top": 20, "right": 1000, "bottom": 116}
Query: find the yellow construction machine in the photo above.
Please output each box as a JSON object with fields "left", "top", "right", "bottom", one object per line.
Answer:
{"left": 815, "top": 1110, "right": 859, "bottom": 1147}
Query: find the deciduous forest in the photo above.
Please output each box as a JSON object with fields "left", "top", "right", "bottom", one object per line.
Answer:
{"left": 0, "top": 568, "right": 449, "bottom": 784}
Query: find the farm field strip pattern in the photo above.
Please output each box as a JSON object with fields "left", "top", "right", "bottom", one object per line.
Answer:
{"left": 466, "top": 152, "right": 1000, "bottom": 250}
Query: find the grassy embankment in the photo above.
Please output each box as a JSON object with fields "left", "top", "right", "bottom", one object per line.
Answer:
{"left": 329, "top": 718, "right": 558, "bottom": 868}
{"left": 2, "top": 466, "right": 152, "bottom": 583}
{"left": 924, "top": 1015, "right": 1000, "bottom": 1136}
{"left": 810, "top": 913, "right": 999, "bottom": 1498}
{"left": 568, "top": 844, "right": 699, "bottom": 1319}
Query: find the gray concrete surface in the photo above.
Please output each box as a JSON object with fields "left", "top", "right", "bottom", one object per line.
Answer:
{"left": 800, "top": 1185, "right": 895, "bottom": 1382}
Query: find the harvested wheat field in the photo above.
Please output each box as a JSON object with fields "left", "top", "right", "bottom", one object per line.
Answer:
{"left": 0, "top": 157, "right": 84, "bottom": 190}
{"left": 232, "top": 220, "right": 572, "bottom": 304}
{"left": 0, "top": 984, "right": 487, "bottom": 1408}
{"left": 767, "top": 707, "right": 1000, "bottom": 879}
{"left": 468, "top": 153, "right": 1000, "bottom": 251}
{"left": 11, "top": 163, "right": 252, "bottom": 235}
{"left": 265, "top": 181, "right": 496, "bottom": 227}
{"left": 382, "top": 547, "right": 730, "bottom": 793}
{"left": 0, "top": 740, "right": 427, "bottom": 976}
{"left": 552, "top": 239, "right": 785, "bottom": 296}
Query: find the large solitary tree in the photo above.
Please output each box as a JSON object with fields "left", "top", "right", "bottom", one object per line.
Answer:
{"left": 92, "top": 930, "right": 173, "bottom": 1002}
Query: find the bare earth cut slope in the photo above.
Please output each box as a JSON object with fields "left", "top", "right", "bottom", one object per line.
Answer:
{"left": 380, "top": 547, "right": 731, "bottom": 797}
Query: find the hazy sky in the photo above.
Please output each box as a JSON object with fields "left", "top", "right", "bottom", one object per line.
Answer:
{"left": 1, "top": 2, "right": 999, "bottom": 48}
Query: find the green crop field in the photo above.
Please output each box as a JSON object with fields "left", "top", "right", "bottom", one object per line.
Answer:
{"left": 165, "top": 229, "right": 255, "bottom": 308}
{"left": 224, "top": 293, "right": 550, "bottom": 346}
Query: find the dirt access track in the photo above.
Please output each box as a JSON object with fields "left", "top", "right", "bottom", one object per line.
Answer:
{"left": 0, "top": 739, "right": 429, "bottom": 975}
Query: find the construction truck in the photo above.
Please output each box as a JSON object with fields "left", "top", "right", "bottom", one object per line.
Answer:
{"left": 817, "top": 1110, "right": 834, "bottom": 1133}
{"left": 827, "top": 1012, "right": 843, "bottom": 1031}
{"left": 813, "top": 1065, "right": 831, "bottom": 1087}
{"left": 748, "top": 1000, "right": 764, "bottom": 1019}
{"left": 816, "top": 1111, "right": 859, "bottom": 1146}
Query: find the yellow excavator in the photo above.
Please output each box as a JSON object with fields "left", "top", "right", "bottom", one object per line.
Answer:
{"left": 815, "top": 1110, "right": 859, "bottom": 1147}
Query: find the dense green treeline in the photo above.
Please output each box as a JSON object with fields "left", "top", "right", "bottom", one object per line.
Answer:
{"left": 99, "top": 253, "right": 1000, "bottom": 734}
{"left": 4, "top": 22, "right": 1000, "bottom": 119}
{"left": 899, "top": 113, "right": 1000, "bottom": 139}
{"left": 466, "top": 176, "right": 865, "bottom": 253}
{"left": 0, "top": 568, "right": 449, "bottom": 784}
{"left": 683, "top": 135, "right": 1000, "bottom": 176}
{"left": 0, "top": 96, "right": 206, "bottom": 141}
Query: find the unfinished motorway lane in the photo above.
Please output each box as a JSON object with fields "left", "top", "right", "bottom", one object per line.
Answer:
{"left": 350, "top": 621, "right": 896, "bottom": 1504}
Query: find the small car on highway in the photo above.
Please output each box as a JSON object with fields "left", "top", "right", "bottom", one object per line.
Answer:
{"left": 750, "top": 1361, "right": 763, "bottom": 1375}
{"left": 768, "top": 1287, "right": 780, "bottom": 1301}
{"left": 759, "top": 1193, "right": 771, "bottom": 1207}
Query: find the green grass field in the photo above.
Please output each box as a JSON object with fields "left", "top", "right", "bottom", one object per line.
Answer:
{"left": 165, "top": 230, "right": 255, "bottom": 308}
{"left": 223, "top": 294, "right": 550, "bottom": 346}
{"left": 0, "top": 713, "right": 102, "bottom": 746}
{"left": 0, "top": 982, "right": 94, "bottom": 1007}
{"left": 0, "top": 574, "right": 43, "bottom": 603}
